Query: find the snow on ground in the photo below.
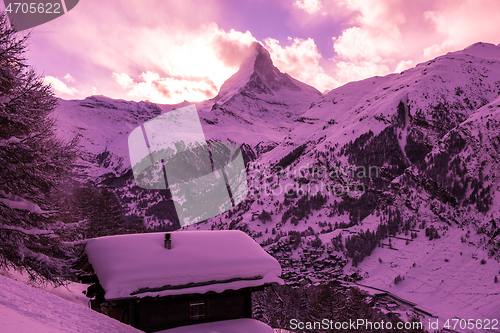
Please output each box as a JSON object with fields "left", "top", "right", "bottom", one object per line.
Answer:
{"left": 348, "top": 223, "right": 500, "bottom": 332}
{"left": 85, "top": 230, "right": 283, "bottom": 300}
{"left": 0, "top": 268, "right": 90, "bottom": 308}
{"left": 0, "top": 274, "right": 141, "bottom": 333}
{"left": 157, "top": 318, "right": 275, "bottom": 333}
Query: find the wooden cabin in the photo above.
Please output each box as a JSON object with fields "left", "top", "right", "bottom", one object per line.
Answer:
{"left": 77, "top": 230, "right": 282, "bottom": 332}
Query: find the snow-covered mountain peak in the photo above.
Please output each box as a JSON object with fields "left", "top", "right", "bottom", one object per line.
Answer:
{"left": 454, "top": 41, "right": 500, "bottom": 60}
{"left": 216, "top": 43, "right": 260, "bottom": 101}
{"left": 216, "top": 42, "right": 321, "bottom": 105}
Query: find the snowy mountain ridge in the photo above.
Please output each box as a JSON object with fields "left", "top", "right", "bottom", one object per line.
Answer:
{"left": 217, "top": 42, "right": 321, "bottom": 105}
{"left": 51, "top": 42, "right": 322, "bottom": 183}
{"left": 48, "top": 42, "right": 500, "bottom": 330}
{"left": 188, "top": 42, "right": 500, "bottom": 328}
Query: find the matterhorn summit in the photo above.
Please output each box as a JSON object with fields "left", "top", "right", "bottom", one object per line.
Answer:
{"left": 190, "top": 42, "right": 323, "bottom": 147}
{"left": 216, "top": 42, "right": 321, "bottom": 105}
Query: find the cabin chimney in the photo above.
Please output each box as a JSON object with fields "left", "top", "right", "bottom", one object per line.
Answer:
{"left": 164, "top": 233, "right": 171, "bottom": 249}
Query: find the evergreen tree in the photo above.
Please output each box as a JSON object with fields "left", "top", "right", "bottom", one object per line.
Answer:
{"left": 88, "top": 187, "right": 126, "bottom": 237}
{"left": 258, "top": 209, "right": 272, "bottom": 222}
{"left": 64, "top": 183, "right": 136, "bottom": 238}
{"left": 0, "top": 13, "right": 77, "bottom": 283}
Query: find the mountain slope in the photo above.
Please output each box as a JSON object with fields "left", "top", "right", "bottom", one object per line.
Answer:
{"left": 186, "top": 43, "right": 500, "bottom": 304}
{"left": 46, "top": 41, "right": 500, "bottom": 328}
{"left": 216, "top": 42, "right": 321, "bottom": 105}
{"left": 241, "top": 42, "right": 500, "bottom": 223}
{"left": 192, "top": 41, "right": 322, "bottom": 146}
{"left": 53, "top": 96, "right": 164, "bottom": 180}
{"left": 343, "top": 96, "right": 500, "bottom": 326}
{"left": 51, "top": 42, "right": 323, "bottom": 229}
{"left": 387, "top": 94, "right": 500, "bottom": 251}
{"left": 264, "top": 42, "right": 500, "bottom": 175}
{"left": 0, "top": 275, "right": 140, "bottom": 333}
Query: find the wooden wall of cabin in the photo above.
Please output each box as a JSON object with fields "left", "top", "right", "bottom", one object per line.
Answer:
{"left": 122, "top": 288, "right": 254, "bottom": 332}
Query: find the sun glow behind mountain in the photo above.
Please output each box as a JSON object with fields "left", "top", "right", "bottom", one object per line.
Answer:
{"left": 13, "top": 0, "right": 500, "bottom": 104}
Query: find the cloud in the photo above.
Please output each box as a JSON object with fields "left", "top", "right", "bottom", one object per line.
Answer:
{"left": 294, "top": 0, "right": 323, "bottom": 14}
{"left": 44, "top": 76, "right": 78, "bottom": 96}
{"left": 64, "top": 73, "right": 75, "bottom": 83}
{"left": 271, "top": 0, "right": 500, "bottom": 90}
{"left": 29, "top": 0, "right": 500, "bottom": 101}
{"left": 423, "top": 0, "right": 500, "bottom": 58}
{"left": 264, "top": 37, "right": 339, "bottom": 92}
{"left": 395, "top": 60, "right": 414, "bottom": 73}
{"left": 104, "top": 24, "right": 256, "bottom": 103}
{"left": 112, "top": 73, "right": 134, "bottom": 89}
{"left": 213, "top": 31, "right": 257, "bottom": 68}
{"left": 30, "top": 1, "right": 256, "bottom": 103}
{"left": 112, "top": 71, "right": 217, "bottom": 104}
{"left": 330, "top": 0, "right": 413, "bottom": 82}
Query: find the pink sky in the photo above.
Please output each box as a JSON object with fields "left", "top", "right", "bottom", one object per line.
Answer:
{"left": 8, "top": 0, "right": 500, "bottom": 104}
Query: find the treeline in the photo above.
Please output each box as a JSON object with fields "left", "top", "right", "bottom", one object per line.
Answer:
{"left": 423, "top": 134, "right": 492, "bottom": 213}
{"left": 261, "top": 226, "right": 318, "bottom": 248}
{"left": 273, "top": 144, "right": 306, "bottom": 171}
{"left": 326, "top": 191, "right": 379, "bottom": 226}
{"left": 342, "top": 208, "right": 419, "bottom": 266}
{"left": 281, "top": 193, "right": 328, "bottom": 225}
{"left": 59, "top": 183, "right": 144, "bottom": 238}
{"left": 344, "top": 223, "right": 388, "bottom": 267}
{"left": 340, "top": 126, "right": 409, "bottom": 189}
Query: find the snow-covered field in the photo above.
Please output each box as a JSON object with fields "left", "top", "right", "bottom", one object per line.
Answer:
{"left": 0, "top": 274, "right": 141, "bottom": 333}
{"left": 347, "top": 223, "right": 500, "bottom": 332}
{"left": 157, "top": 318, "right": 275, "bottom": 333}
{"left": 0, "top": 268, "right": 89, "bottom": 308}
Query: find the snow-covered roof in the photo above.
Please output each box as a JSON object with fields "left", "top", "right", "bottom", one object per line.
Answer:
{"left": 85, "top": 230, "right": 283, "bottom": 300}
{"left": 157, "top": 318, "right": 275, "bottom": 333}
